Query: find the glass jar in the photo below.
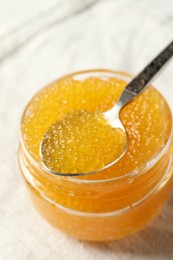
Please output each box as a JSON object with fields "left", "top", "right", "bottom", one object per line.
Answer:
{"left": 18, "top": 70, "right": 173, "bottom": 241}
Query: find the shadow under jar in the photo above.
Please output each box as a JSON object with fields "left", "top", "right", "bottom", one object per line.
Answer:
{"left": 18, "top": 70, "right": 173, "bottom": 241}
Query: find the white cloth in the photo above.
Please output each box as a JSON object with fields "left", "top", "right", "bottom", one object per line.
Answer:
{"left": 0, "top": 0, "right": 173, "bottom": 259}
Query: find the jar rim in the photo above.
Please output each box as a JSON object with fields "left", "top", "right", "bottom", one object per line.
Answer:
{"left": 20, "top": 69, "right": 173, "bottom": 184}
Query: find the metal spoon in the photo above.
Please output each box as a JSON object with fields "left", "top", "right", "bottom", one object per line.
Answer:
{"left": 40, "top": 40, "right": 173, "bottom": 176}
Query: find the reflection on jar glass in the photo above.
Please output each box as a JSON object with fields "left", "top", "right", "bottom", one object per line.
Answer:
{"left": 18, "top": 70, "right": 173, "bottom": 241}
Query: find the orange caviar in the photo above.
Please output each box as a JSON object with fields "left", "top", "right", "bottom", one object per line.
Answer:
{"left": 19, "top": 70, "right": 173, "bottom": 240}
{"left": 22, "top": 74, "right": 167, "bottom": 178}
{"left": 41, "top": 110, "right": 126, "bottom": 174}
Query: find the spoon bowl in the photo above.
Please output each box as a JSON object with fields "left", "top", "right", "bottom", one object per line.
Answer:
{"left": 40, "top": 108, "right": 128, "bottom": 176}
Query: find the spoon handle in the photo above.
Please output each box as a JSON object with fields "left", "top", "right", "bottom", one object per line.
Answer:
{"left": 119, "top": 40, "right": 173, "bottom": 106}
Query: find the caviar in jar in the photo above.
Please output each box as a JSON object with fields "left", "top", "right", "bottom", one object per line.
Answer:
{"left": 19, "top": 70, "right": 173, "bottom": 241}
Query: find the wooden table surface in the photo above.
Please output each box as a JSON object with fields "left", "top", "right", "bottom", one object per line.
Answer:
{"left": 0, "top": 1, "right": 173, "bottom": 259}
